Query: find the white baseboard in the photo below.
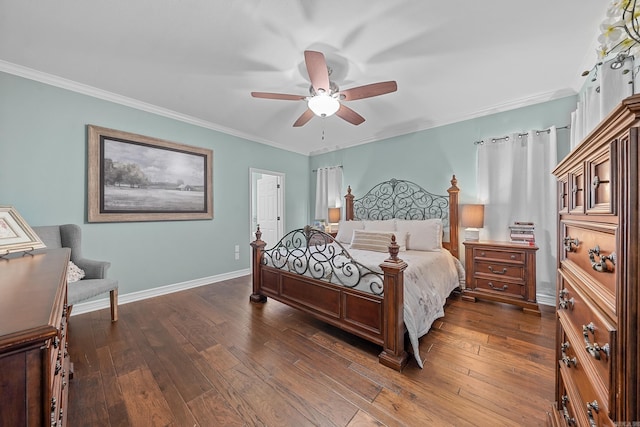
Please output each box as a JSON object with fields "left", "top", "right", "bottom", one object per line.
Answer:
{"left": 536, "top": 293, "right": 555, "bottom": 307}
{"left": 70, "top": 268, "right": 251, "bottom": 316}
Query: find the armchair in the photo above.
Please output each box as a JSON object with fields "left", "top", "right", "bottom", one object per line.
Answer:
{"left": 33, "top": 224, "right": 118, "bottom": 321}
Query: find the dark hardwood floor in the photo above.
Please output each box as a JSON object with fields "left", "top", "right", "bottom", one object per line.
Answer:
{"left": 67, "top": 276, "right": 556, "bottom": 426}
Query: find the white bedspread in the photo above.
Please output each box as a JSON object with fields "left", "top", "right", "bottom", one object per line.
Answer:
{"left": 264, "top": 242, "right": 465, "bottom": 368}
{"left": 346, "top": 247, "right": 464, "bottom": 368}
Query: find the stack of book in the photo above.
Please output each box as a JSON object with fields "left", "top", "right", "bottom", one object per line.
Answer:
{"left": 509, "top": 221, "right": 535, "bottom": 244}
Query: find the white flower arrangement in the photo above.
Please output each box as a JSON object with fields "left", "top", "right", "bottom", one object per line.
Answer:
{"left": 598, "top": 0, "right": 640, "bottom": 60}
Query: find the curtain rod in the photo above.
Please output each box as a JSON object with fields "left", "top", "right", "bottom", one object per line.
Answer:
{"left": 312, "top": 165, "right": 343, "bottom": 172}
{"left": 473, "top": 124, "right": 570, "bottom": 145}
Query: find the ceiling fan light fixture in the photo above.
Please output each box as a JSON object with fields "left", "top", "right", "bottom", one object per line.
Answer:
{"left": 308, "top": 93, "right": 340, "bottom": 117}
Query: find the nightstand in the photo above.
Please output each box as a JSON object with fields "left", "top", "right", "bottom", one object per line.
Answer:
{"left": 462, "top": 240, "right": 540, "bottom": 315}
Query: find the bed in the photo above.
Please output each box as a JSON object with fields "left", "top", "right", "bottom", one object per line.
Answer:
{"left": 249, "top": 176, "right": 463, "bottom": 370}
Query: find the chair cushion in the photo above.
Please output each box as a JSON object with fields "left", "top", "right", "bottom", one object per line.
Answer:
{"left": 67, "top": 278, "right": 118, "bottom": 305}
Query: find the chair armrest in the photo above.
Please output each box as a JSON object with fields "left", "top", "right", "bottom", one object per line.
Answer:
{"left": 74, "top": 257, "right": 111, "bottom": 279}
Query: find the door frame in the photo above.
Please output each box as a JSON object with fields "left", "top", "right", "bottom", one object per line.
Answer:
{"left": 249, "top": 168, "right": 285, "bottom": 245}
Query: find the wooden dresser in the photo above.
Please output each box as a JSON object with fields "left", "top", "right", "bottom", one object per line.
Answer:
{"left": 0, "top": 248, "right": 71, "bottom": 427}
{"left": 462, "top": 240, "right": 540, "bottom": 315}
{"left": 548, "top": 95, "right": 640, "bottom": 425}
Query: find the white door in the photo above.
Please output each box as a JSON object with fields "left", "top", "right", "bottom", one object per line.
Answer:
{"left": 257, "top": 174, "right": 280, "bottom": 247}
{"left": 250, "top": 169, "right": 284, "bottom": 248}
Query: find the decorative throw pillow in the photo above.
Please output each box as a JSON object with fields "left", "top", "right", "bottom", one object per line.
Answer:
{"left": 335, "top": 220, "right": 364, "bottom": 244}
{"left": 67, "top": 260, "right": 85, "bottom": 283}
{"left": 396, "top": 219, "right": 443, "bottom": 251}
{"left": 350, "top": 230, "right": 396, "bottom": 252}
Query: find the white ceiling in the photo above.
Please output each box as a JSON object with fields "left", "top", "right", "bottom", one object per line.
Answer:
{"left": 0, "top": 1, "right": 608, "bottom": 155}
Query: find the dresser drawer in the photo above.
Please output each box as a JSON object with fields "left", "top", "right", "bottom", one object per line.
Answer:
{"left": 473, "top": 247, "right": 524, "bottom": 263}
{"left": 560, "top": 220, "right": 618, "bottom": 312}
{"left": 568, "top": 164, "right": 585, "bottom": 214}
{"left": 557, "top": 272, "right": 616, "bottom": 410}
{"left": 559, "top": 363, "right": 613, "bottom": 427}
{"left": 474, "top": 260, "right": 524, "bottom": 281}
{"left": 556, "top": 372, "right": 580, "bottom": 427}
{"left": 472, "top": 278, "right": 525, "bottom": 299}
{"left": 585, "top": 140, "right": 616, "bottom": 215}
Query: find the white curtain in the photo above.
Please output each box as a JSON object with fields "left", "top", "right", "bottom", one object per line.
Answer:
{"left": 571, "top": 56, "right": 634, "bottom": 149}
{"left": 476, "top": 128, "right": 558, "bottom": 298}
{"left": 315, "top": 166, "right": 343, "bottom": 221}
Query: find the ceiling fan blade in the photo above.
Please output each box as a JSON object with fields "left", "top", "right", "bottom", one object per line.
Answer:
{"left": 251, "top": 92, "right": 306, "bottom": 101}
{"left": 304, "top": 50, "right": 330, "bottom": 94}
{"left": 338, "top": 81, "right": 398, "bottom": 101}
{"left": 335, "top": 104, "right": 365, "bottom": 126}
{"left": 293, "top": 109, "right": 315, "bottom": 127}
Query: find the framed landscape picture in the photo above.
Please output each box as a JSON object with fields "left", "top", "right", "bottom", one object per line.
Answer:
{"left": 87, "top": 125, "right": 213, "bottom": 222}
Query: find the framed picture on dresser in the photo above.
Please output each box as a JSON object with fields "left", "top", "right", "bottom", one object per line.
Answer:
{"left": 0, "top": 205, "right": 45, "bottom": 255}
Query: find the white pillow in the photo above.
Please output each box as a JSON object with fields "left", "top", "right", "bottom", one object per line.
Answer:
{"left": 334, "top": 220, "right": 364, "bottom": 244}
{"left": 362, "top": 219, "right": 396, "bottom": 231}
{"left": 67, "top": 260, "right": 85, "bottom": 283}
{"left": 396, "top": 219, "right": 442, "bottom": 251}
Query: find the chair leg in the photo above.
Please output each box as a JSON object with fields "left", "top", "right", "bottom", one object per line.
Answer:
{"left": 110, "top": 288, "right": 118, "bottom": 322}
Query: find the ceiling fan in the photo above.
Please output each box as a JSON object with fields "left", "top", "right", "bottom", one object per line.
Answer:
{"left": 251, "top": 50, "right": 397, "bottom": 127}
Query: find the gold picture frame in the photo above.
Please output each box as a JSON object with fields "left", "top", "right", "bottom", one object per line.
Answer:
{"left": 87, "top": 125, "right": 213, "bottom": 222}
{"left": 0, "top": 206, "right": 46, "bottom": 255}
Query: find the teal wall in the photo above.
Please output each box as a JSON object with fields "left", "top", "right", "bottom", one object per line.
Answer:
{"left": 309, "top": 96, "right": 577, "bottom": 217}
{"left": 0, "top": 72, "right": 309, "bottom": 295}
{"left": 0, "top": 69, "right": 579, "bottom": 303}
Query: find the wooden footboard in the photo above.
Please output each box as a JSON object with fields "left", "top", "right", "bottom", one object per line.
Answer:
{"left": 250, "top": 227, "right": 409, "bottom": 371}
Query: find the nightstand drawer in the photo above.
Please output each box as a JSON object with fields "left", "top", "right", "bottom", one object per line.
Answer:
{"left": 473, "top": 247, "right": 524, "bottom": 263}
{"left": 472, "top": 278, "right": 525, "bottom": 298}
{"left": 474, "top": 260, "right": 524, "bottom": 281}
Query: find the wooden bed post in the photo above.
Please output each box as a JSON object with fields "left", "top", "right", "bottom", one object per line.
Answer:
{"left": 344, "top": 186, "right": 354, "bottom": 221}
{"left": 378, "top": 236, "right": 409, "bottom": 371}
{"left": 249, "top": 226, "right": 267, "bottom": 303}
{"left": 447, "top": 175, "right": 460, "bottom": 259}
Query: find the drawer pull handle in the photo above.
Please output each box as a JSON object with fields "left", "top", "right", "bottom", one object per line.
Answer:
{"left": 563, "top": 237, "right": 579, "bottom": 252}
{"left": 487, "top": 266, "right": 508, "bottom": 275}
{"left": 588, "top": 245, "right": 616, "bottom": 272}
{"left": 488, "top": 282, "right": 508, "bottom": 291}
{"left": 560, "top": 342, "right": 577, "bottom": 367}
{"left": 561, "top": 395, "right": 576, "bottom": 426}
{"left": 510, "top": 255, "right": 516, "bottom": 260}
{"left": 586, "top": 400, "right": 599, "bottom": 427}
{"left": 558, "top": 290, "right": 574, "bottom": 309}
{"left": 583, "top": 323, "right": 610, "bottom": 360}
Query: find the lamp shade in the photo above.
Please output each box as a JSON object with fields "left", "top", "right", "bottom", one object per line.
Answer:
{"left": 328, "top": 207, "right": 341, "bottom": 223}
{"left": 461, "top": 204, "right": 484, "bottom": 228}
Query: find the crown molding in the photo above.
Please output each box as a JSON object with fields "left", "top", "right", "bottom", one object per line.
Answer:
{"left": 0, "top": 60, "right": 309, "bottom": 155}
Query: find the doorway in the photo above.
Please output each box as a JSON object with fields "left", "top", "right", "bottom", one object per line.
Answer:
{"left": 249, "top": 168, "right": 284, "bottom": 248}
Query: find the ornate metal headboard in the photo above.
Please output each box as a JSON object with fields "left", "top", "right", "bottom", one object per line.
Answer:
{"left": 344, "top": 176, "right": 460, "bottom": 258}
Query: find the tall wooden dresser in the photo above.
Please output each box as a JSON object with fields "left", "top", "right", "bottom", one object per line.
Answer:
{"left": 0, "top": 248, "right": 71, "bottom": 427}
{"left": 548, "top": 95, "right": 640, "bottom": 425}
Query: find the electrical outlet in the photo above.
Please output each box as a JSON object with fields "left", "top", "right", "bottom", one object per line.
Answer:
{"left": 235, "top": 253, "right": 240, "bottom": 260}
{"left": 235, "top": 244, "right": 240, "bottom": 252}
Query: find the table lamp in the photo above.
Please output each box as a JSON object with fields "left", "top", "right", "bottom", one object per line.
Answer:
{"left": 461, "top": 204, "right": 484, "bottom": 241}
{"left": 327, "top": 207, "right": 341, "bottom": 233}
